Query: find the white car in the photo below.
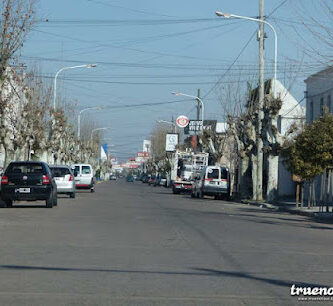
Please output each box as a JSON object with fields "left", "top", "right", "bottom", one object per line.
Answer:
{"left": 192, "top": 166, "right": 230, "bottom": 200}
{"left": 50, "top": 165, "right": 76, "bottom": 198}
{"left": 71, "top": 164, "right": 95, "bottom": 192}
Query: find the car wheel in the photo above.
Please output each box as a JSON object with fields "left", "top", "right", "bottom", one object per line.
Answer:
{"left": 46, "top": 194, "right": 54, "bottom": 208}
{"left": 70, "top": 192, "right": 75, "bottom": 198}
{"left": 90, "top": 188, "right": 95, "bottom": 193}
{"left": 199, "top": 190, "right": 204, "bottom": 199}
{"left": 5, "top": 199, "right": 12, "bottom": 207}
{"left": 53, "top": 195, "right": 58, "bottom": 206}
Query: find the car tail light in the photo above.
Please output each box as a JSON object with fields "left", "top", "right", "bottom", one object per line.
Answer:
{"left": 69, "top": 174, "right": 74, "bottom": 181}
{"left": 205, "top": 178, "right": 213, "bottom": 181}
{"left": 42, "top": 175, "right": 50, "bottom": 185}
{"left": 1, "top": 175, "right": 8, "bottom": 185}
{"left": 222, "top": 179, "right": 228, "bottom": 182}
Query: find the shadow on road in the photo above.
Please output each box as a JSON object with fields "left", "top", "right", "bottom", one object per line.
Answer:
{"left": 161, "top": 205, "right": 333, "bottom": 230}
{"left": 0, "top": 264, "right": 328, "bottom": 289}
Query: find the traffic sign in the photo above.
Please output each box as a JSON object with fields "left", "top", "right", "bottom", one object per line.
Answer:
{"left": 176, "top": 115, "right": 189, "bottom": 128}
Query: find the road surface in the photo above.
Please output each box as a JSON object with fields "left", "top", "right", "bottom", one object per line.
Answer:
{"left": 0, "top": 180, "right": 332, "bottom": 305}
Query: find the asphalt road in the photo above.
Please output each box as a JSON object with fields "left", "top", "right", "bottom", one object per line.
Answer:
{"left": 0, "top": 180, "right": 332, "bottom": 305}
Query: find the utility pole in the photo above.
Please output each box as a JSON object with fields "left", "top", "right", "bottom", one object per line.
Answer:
{"left": 256, "top": 0, "right": 265, "bottom": 201}
{"left": 197, "top": 88, "right": 201, "bottom": 120}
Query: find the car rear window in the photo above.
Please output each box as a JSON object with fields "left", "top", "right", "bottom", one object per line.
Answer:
{"left": 82, "top": 166, "right": 91, "bottom": 174}
{"left": 6, "top": 163, "right": 47, "bottom": 175}
{"left": 207, "top": 168, "right": 219, "bottom": 179}
{"left": 221, "top": 168, "right": 228, "bottom": 180}
{"left": 51, "top": 167, "right": 70, "bottom": 177}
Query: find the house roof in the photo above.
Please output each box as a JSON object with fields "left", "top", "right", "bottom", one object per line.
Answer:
{"left": 304, "top": 66, "right": 333, "bottom": 83}
{"left": 249, "top": 78, "right": 305, "bottom": 117}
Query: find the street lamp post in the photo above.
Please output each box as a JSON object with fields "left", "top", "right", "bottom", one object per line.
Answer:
{"left": 78, "top": 106, "right": 103, "bottom": 139}
{"left": 53, "top": 64, "right": 97, "bottom": 110}
{"left": 215, "top": 11, "right": 277, "bottom": 98}
{"left": 156, "top": 119, "right": 176, "bottom": 133}
{"left": 90, "top": 127, "right": 110, "bottom": 141}
{"left": 171, "top": 92, "right": 205, "bottom": 132}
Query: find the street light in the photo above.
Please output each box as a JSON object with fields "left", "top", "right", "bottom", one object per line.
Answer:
{"left": 171, "top": 92, "right": 205, "bottom": 130}
{"left": 78, "top": 106, "right": 103, "bottom": 139}
{"left": 53, "top": 64, "right": 97, "bottom": 110}
{"left": 215, "top": 11, "right": 277, "bottom": 98}
{"left": 156, "top": 119, "right": 176, "bottom": 133}
{"left": 91, "top": 127, "right": 110, "bottom": 141}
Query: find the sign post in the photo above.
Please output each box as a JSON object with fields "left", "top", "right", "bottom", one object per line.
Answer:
{"left": 166, "top": 134, "right": 178, "bottom": 152}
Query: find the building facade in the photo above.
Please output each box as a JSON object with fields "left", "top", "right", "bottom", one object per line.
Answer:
{"left": 305, "top": 66, "right": 333, "bottom": 123}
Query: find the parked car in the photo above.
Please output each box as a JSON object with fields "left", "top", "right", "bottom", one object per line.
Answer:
{"left": 148, "top": 175, "right": 156, "bottom": 185}
{"left": 1, "top": 161, "right": 57, "bottom": 208}
{"left": 49, "top": 165, "right": 76, "bottom": 198}
{"left": 142, "top": 174, "right": 150, "bottom": 183}
{"left": 191, "top": 166, "right": 230, "bottom": 200}
{"left": 109, "top": 174, "right": 117, "bottom": 180}
{"left": 160, "top": 176, "right": 167, "bottom": 187}
{"left": 71, "top": 164, "right": 94, "bottom": 192}
{"left": 154, "top": 175, "right": 161, "bottom": 187}
{"left": 126, "top": 175, "right": 134, "bottom": 182}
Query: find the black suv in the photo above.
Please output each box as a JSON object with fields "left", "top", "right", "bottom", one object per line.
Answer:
{"left": 1, "top": 161, "right": 57, "bottom": 208}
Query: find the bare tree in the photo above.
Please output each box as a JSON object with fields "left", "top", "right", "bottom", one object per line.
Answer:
{"left": 151, "top": 123, "right": 171, "bottom": 173}
{"left": 0, "top": 0, "right": 35, "bottom": 84}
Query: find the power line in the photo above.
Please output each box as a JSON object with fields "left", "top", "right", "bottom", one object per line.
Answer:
{"left": 203, "top": 30, "right": 257, "bottom": 99}
{"left": 267, "top": 0, "right": 289, "bottom": 16}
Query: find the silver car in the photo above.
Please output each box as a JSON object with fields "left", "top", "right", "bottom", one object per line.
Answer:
{"left": 50, "top": 165, "right": 76, "bottom": 198}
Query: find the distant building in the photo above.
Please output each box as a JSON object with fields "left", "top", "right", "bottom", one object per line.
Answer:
{"left": 143, "top": 140, "right": 151, "bottom": 153}
{"left": 304, "top": 67, "right": 333, "bottom": 203}
{"left": 248, "top": 79, "right": 305, "bottom": 198}
{"left": 274, "top": 80, "right": 306, "bottom": 198}
{"left": 305, "top": 66, "right": 333, "bottom": 124}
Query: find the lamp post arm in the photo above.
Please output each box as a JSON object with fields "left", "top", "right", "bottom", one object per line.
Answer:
{"left": 78, "top": 107, "right": 101, "bottom": 139}
{"left": 228, "top": 14, "right": 278, "bottom": 98}
{"left": 53, "top": 64, "right": 93, "bottom": 110}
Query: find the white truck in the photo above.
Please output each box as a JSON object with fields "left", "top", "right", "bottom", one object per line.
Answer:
{"left": 171, "top": 150, "right": 209, "bottom": 194}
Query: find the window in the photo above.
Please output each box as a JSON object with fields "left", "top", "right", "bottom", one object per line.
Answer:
{"left": 328, "top": 95, "right": 331, "bottom": 113}
{"left": 82, "top": 166, "right": 91, "bottom": 174}
{"left": 6, "top": 163, "right": 46, "bottom": 175}
{"left": 221, "top": 168, "right": 228, "bottom": 180}
{"left": 320, "top": 97, "right": 324, "bottom": 115}
{"left": 310, "top": 100, "right": 314, "bottom": 121}
{"left": 51, "top": 167, "right": 70, "bottom": 177}
{"left": 207, "top": 168, "right": 219, "bottom": 179}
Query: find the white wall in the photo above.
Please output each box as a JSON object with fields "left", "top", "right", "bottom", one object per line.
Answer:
{"left": 305, "top": 67, "right": 333, "bottom": 124}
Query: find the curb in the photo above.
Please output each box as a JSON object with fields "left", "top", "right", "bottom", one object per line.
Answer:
{"left": 240, "top": 199, "right": 322, "bottom": 218}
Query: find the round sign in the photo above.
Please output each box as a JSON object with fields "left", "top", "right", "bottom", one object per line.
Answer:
{"left": 176, "top": 115, "right": 189, "bottom": 128}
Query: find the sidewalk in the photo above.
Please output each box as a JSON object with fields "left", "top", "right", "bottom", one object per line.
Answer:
{"left": 241, "top": 199, "right": 333, "bottom": 221}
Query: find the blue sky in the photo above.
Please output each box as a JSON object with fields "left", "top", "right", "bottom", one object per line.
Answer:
{"left": 21, "top": 0, "right": 327, "bottom": 161}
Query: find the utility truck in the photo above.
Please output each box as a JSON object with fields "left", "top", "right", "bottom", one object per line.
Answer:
{"left": 171, "top": 150, "right": 209, "bottom": 194}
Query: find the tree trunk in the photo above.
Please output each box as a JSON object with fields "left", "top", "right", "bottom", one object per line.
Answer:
{"left": 266, "top": 154, "right": 279, "bottom": 203}
{"left": 296, "top": 183, "right": 300, "bottom": 208}
{"left": 308, "top": 181, "right": 312, "bottom": 209}
{"left": 326, "top": 169, "right": 331, "bottom": 212}
{"left": 240, "top": 155, "right": 251, "bottom": 199}
{"left": 251, "top": 153, "right": 257, "bottom": 201}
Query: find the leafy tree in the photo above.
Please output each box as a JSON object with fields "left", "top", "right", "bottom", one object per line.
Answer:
{"left": 282, "top": 112, "right": 333, "bottom": 207}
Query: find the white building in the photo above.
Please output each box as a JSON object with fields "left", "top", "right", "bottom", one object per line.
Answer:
{"left": 304, "top": 67, "right": 333, "bottom": 203}
{"left": 275, "top": 79, "right": 306, "bottom": 197}
{"left": 305, "top": 66, "right": 333, "bottom": 123}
